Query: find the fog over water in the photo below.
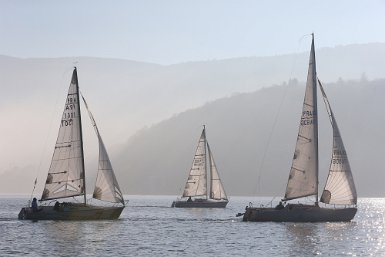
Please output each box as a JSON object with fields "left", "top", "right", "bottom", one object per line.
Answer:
{"left": 0, "top": 53, "right": 384, "bottom": 197}
{"left": 1, "top": 1, "right": 385, "bottom": 198}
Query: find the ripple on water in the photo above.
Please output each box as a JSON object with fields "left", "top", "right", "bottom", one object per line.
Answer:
{"left": 2, "top": 197, "right": 385, "bottom": 256}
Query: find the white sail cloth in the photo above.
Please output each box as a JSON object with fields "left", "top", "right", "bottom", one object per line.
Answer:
{"left": 181, "top": 127, "right": 228, "bottom": 201}
{"left": 41, "top": 68, "right": 124, "bottom": 205}
{"left": 81, "top": 95, "right": 125, "bottom": 205}
{"left": 182, "top": 129, "right": 207, "bottom": 198}
{"left": 283, "top": 35, "right": 356, "bottom": 206}
{"left": 42, "top": 69, "right": 85, "bottom": 200}
{"left": 319, "top": 82, "right": 357, "bottom": 205}
{"left": 284, "top": 36, "right": 319, "bottom": 201}
{"left": 208, "top": 143, "right": 227, "bottom": 200}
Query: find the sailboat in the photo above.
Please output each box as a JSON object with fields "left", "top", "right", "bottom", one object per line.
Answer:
{"left": 172, "top": 126, "right": 229, "bottom": 208}
{"left": 18, "top": 67, "right": 125, "bottom": 220}
{"left": 242, "top": 34, "right": 357, "bottom": 222}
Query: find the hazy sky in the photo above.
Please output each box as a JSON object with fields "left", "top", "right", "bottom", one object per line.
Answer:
{"left": 1, "top": 0, "right": 385, "bottom": 64}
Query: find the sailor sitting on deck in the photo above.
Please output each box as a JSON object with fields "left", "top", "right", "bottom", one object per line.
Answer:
{"left": 54, "top": 201, "right": 60, "bottom": 211}
{"left": 275, "top": 201, "right": 285, "bottom": 210}
{"left": 187, "top": 196, "right": 193, "bottom": 202}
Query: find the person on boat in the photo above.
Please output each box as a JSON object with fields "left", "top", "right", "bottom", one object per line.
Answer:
{"left": 187, "top": 196, "right": 193, "bottom": 202}
{"left": 31, "top": 198, "right": 42, "bottom": 212}
{"left": 275, "top": 201, "right": 285, "bottom": 210}
{"left": 54, "top": 201, "right": 60, "bottom": 211}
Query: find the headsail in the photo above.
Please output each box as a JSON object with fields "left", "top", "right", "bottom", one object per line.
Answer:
{"left": 41, "top": 68, "right": 85, "bottom": 201}
{"left": 318, "top": 80, "right": 357, "bottom": 205}
{"left": 207, "top": 143, "right": 227, "bottom": 200}
{"left": 284, "top": 35, "right": 319, "bottom": 201}
{"left": 182, "top": 128, "right": 207, "bottom": 198}
{"left": 81, "top": 95, "right": 125, "bottom": 205}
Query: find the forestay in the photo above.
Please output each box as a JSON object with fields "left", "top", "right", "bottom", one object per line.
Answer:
{"left": 182, "top": 129, "right": 207, "bottom": 198}
{"left": 207, "top": 143, "right": 227, "bottom": 200}
{"left": 81, "top": 95, "right": 125, "bottom": 205}
{"left": 318, "top": 81, "right": 357, "bottom": 205}
{"left": 42, "top": 69, "right": 85, "bottom": 200}
{"left": 284, "top": 36, "right": 319, "bottom": 201}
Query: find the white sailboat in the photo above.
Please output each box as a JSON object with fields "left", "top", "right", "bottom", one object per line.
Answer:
{"left": 242, "top": 34, "right": 357, "bottom": 222}
{"left": 19, "top": 67, "right": 125, "bottom": 220}
{"left": 172, "top": 126, "right": 228, "bottom": 208}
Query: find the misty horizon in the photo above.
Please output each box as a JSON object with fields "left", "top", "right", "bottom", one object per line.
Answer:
{"left": 1, "top": 0, "right": 385, "bottom": 198}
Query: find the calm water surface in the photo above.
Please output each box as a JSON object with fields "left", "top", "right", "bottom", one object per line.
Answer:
{"left": 1, "top": 196, "right": 385, "bottom": 256}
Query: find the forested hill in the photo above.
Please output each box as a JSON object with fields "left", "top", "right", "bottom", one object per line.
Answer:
{"left": 114, "top": 78, "right": 385, "bottom": 197}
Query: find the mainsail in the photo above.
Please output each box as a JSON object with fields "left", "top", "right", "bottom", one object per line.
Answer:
{"left": 284, "top": 35, "right": 319, "bottom": 201}
{"left": 207, "top": 143, "right": 227, "bottom": 200}
{"left": 318, "top": 81, "right": 357, "bottom": 205}
{"left": 81, "top": 95, "right": 125, "bottom": 205}
{"left": 42, "top": 68, "right": 85, "bottom": 201}
{"left": 182, "top": 128, "right": 207, "bottom": 198}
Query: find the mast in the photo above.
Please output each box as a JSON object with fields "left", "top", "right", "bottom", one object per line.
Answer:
{"left": 203, "top": 125, "right": 208, "bottom": 199}
{"left": 311, "top": 33, "right": 319, "bottom": 204}
{"left": 283, "top": 34, "right": 319, "bottom": 202}
{"left": 182, "top": 126, "right": 208, "bottom": 198}
{"left": 74, "top": 67, "right": 87, "bottom": 205}
{"left": 208, "top": 137, "right": 213, "bottom": 199}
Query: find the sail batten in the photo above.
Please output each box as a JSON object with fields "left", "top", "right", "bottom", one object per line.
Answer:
{"left": 242, "top": 34, "right": 357, "bottom": 222}
{"left": 174, "top": 126, "right": 228, "bottom": 208}
{"left": 182, "top": 129, "right": 207, "bottom": 198}
{"left": 41, "top": 68, "right": 85, "bottom": 201}
{"left": 318, "top": 80, "right": 357, "bottom": 205}
{"left": 284, "top": 36, "right": 356, "bottom": 206}
{"left": 20, "top": 67, "right": 125, "bottom": 220}
{"left": 283, "top": 193, "right": 317, "bottom": 202}
{"left": 81, "top": 94, "right": 125, "bottom": 205}
{"left": 284, "top": 35, "right": 318, "bottom": 201}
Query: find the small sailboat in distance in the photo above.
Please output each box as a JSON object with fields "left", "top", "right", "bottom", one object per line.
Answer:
{"left": 172, "top": 126, "right": 228, "bottom": 208}
{"left": 242, "top": 34, "right": 357, "bottom": 222}
{"left": 19, "top": 67, "right": 125, "bottom": 220}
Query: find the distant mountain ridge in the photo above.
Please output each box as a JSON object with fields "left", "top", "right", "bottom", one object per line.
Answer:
{"left": 113, "top": 78, "right": 385, "bottom": 197}
{"left": 0, "top": 42, "right": 385, "bottom": 195}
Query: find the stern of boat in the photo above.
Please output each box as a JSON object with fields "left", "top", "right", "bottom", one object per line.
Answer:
{"left": 18, "top": 207, "right": 30, "bottom": 220}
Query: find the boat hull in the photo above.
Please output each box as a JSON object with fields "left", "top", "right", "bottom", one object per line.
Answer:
{"left": 171, "top": 199, "right": 228, "bottom": 208}
{"left": 242, "top": 204, "right": 357, "bottom": 222}
{"left": 18, "top": 204, "right": 124, "bottom": 220}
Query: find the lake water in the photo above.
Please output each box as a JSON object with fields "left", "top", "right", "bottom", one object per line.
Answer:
{"left": 1, "top": 196, "right": 385, "bottom": 256}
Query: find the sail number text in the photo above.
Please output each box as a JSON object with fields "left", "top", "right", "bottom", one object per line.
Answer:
{"left": 194, "top": 158, "right": 204, "bottom": 166}
{"left": 61, "top": 96, "right": 77, "bottom": 127}
{"left": 301, "top": 110, "right": 316, "bottom": 126}
{"left": 332, "top": 158, "right": 346, "bottom": 165}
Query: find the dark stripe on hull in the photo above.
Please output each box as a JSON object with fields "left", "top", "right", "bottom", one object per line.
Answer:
{"left": 242, "top": 205, "right": 357, "bottom": 222}
{"left": 18, "top": 205, "right": 124, "bottom": 220}
{"left": 171, "top": 200, "right": 228, "bottom": 208}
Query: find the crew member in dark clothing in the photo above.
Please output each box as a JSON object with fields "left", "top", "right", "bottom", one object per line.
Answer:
{"left": 275, "top": 201, "right": 285, "bottom": 210}
{"left": 31, "top": 198, "right": 39, "bottom": 212}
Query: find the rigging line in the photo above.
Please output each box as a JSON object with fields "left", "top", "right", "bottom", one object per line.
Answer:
{"left": 33, "top": 67, "right": 74, "bottom": 198}
{"left": 253, "top": 34, "right": 311, "bottom": 197}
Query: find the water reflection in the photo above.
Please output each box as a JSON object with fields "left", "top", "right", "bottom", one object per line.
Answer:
{"left": 284, "top": 223, "right": 321, "bottom": 256}
{"left": 284, "top": 209, "right": 375, "bottom": 256}
{"left": 43, "top": 222, "right": 84, "bottom": 250}
{"left": 3, "top": 197, "right": 385, "bottom": 256}
{"left": 38, "top": 221, "right": 118, "bottom": 256}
